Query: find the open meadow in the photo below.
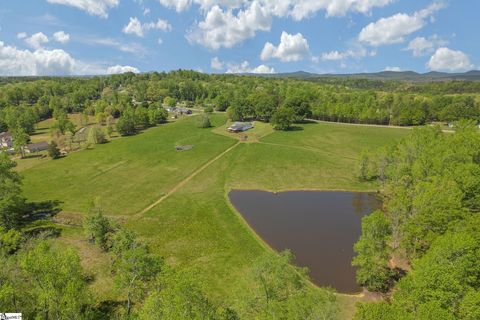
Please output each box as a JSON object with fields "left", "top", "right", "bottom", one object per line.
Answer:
{"left": 19, "top": 113, "right": 410, "bottom": 318}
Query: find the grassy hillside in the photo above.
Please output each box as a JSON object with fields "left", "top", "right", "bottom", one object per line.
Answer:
{"left": 19, "top": 114, "right": 410, "bottom": 318}
{"left": 22, "top": 114, "right": 235, "bottom": 215}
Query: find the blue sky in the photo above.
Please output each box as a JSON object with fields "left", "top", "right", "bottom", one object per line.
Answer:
{"left": 0, "top": 0, "right": 478, "bottom": 75}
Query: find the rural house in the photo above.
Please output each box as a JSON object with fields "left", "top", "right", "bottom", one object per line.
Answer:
{"left": 176, "top": 107, "right": 193, "bottom": 115}
{"left": 0, "top": 132, "right": 13, "bottom": 149}
{"left": 25, "top": 141, "right": 49, "bottom": 154}
{"left": 227, "top": 122, "right": 254, "bottom": 133}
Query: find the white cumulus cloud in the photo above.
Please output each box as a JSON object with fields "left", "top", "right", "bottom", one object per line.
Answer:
{"left": 157, "top": 0, "right": 244, "bottom": 12}
{"left": 25, "top": 32, "right": 49, "bottom": 49}
{"left": 17, "top": 32, "right": 27, "bottom": 39}
{"left": 158, "top": 0, "right": 393, "bottom": 17}
{"left": 106, "top": 65, "right": 140, "bottom": 74}
{"left": 157, "top": 0, "right": 193, "bottom": 12}
{"left": 0, "top": 40, "right": 140, "bottom": 76}
{"left": 210, "top": 57, "right": 224, "bottom": 70}
{"left": 187, "top": 3, "right": 271, "bottom": 49}
{"left": 123, "top": 17, "right": 144, "bottom": 37}
{"left": 283, "top": 0, "right": 395, "bottom": 20}
{"left": 359, "top": 2, "right": 446, "bottom": 46}
{"left": 185, "top": 0, "right": 396, "bottom": 49}
{"left": 0, "top": 41, "right": 74, "bottom": 76}
{"left": 53, "top": 31, "right": 71, "bottom": 44}
{"left": 405, "top": 35, "right": 447, "bottom": 57}
{"left": 261, "top": 31, "right": 309, "bottom": 62}
{"left": 226, "top": 61, "right": 275, "bottom": 74}
{"left": 427, "top": 47, "right": 473, "bottom": 72}
{"left": 123, "top": 17, "right": 172, "bottom": 37}
{"left": 46, "top": 0, "right": 119, "bottom": 18}
{"left": 318, "top": 47, "right": 374, "bottom": 61}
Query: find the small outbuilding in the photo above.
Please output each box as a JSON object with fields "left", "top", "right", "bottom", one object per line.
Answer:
{"left": 25, "top": 141, "right": 50, "bottom": 154}
{"left": 227, "top": 122, "right": 254, "bottom": 133}
{"left": 175, "top": 145, "right": 193, "bottom": 151}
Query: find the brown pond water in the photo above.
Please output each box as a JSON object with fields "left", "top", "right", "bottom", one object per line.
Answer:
{"left": 228, "top": 190, "right": 381, "bottom": 293}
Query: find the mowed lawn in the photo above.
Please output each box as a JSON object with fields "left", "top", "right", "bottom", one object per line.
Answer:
{"left": 125, "top": 120, "right": 410, "bottom": 307}
{"left": 226, "top": 121, "right": 410, "bottom": 191}
{"left": 21, "top": 114, "right": 236, "bottom": 215}
{"left": 20, "top": 115, "right": 410, "bottom": 317}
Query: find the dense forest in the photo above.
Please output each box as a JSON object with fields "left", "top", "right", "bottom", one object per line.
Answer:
{"left": 354, "top": 122, "right": 480, "bottom": 319}
{"left": 1, "top": 71, "right": 480, "bottom": 138}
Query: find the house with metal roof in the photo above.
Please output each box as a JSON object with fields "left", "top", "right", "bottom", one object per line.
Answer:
{"left": 227, "top": 122, "right": 254, "bottom": 132}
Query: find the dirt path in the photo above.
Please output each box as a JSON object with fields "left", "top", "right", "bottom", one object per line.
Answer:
{"left": 136, "top": 141, "right": 240, "bottom": 216}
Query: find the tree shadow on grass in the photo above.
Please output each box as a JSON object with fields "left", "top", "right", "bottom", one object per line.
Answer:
{"left": 30, "top": 129, "right": 48, "bottom": 136}
{"left": 22, "top": 154, "right": 44, "bottom": 159}
{"left": 26, "top": 200, "right": 63, "bottom": 219}
{"left": 288, "top": 126, "right": 304, "bottom": 131}
{"left": 93, "top": 300, "right": 126, "bottom": 318}
{"left": 20, "top": 200, "right": 64, "bottom": 237}
{"left": 84, "top": 141, "right": 112, "bottom": 150}
{"left": 298, "top": 119, "right": 317, "bottom": 125}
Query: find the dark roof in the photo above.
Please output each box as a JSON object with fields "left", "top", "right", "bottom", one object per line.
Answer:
{"left": 0, "top": 132, "right": 12, "bottom": 139}
{"left": 176, "top": 107, "right": 192, "bottom": 113}
{"left": 26, "top": 141, "right": 50, "bottom": 152}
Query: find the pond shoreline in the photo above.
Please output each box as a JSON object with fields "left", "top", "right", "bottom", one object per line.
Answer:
{"left": 227, "top": 189, "right": 381, "bottom": 294}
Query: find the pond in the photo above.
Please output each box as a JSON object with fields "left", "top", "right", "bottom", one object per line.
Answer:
{"left": 228, "top": 190, "right": 381, "bottom": 293}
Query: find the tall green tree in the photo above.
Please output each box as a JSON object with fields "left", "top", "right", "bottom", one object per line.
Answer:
{"left": 20, "top": 242, "right": 93, "bottom": 319}
{"left": 352, "top": 210, "right": 393, "bottom": 292}
{"left": 112, "top": 233, "right": 163, "bottom": 315}
{"left": 87, "top": 126, "right": 107, "bottom": 145}
{"left": 140, "top": 269, "right": 236, "bottom": 320}
{"left": 12, "top": 127, "right": 29, "bottom": 158}
{"left": 271, "top": 107, "right": 295, "bottom": 131}
{"left": 243, "top": 251, "right": 338, "bottom": 320}
{"left": 147, "top": 104, "right": 168, "bottom": 126}
{"left": 83, "top": 200, "right": 114, "bottom": 250}
{"left": 0, "top": 154, "right": 26, "bottom": 229}
{"left": 116, "top": 113, "right": 136, "bottom": 136}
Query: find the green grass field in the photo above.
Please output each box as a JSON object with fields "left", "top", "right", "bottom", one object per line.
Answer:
{"left": 22, "top": 115, "right": 235, "bottom": 215}
{"left": 19, "top": 114, "right": 410, "bottom": 318}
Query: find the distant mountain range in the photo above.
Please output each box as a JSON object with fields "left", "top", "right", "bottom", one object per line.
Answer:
{"left": 255, "top": 70, "right": 480, "bottom": 81}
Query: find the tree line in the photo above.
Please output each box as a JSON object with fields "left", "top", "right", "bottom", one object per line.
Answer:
{"left": 1, "top": 71, "right": 480, "bottom": 137}
{"left": 353, "top": 121, "right": 480, "bottom": 319}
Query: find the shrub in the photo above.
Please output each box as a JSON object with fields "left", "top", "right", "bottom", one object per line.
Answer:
{"left": 196, "top": 114, "right": 211, "bottom": 128}
{"left": 204, "top": 105, "right": 214, "bottom": 113}
{"left": 116, "top": 116, "right": 136, "bottom": 136}
{"left": 47, "top": 141, "right": 61, "bottom": 159}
